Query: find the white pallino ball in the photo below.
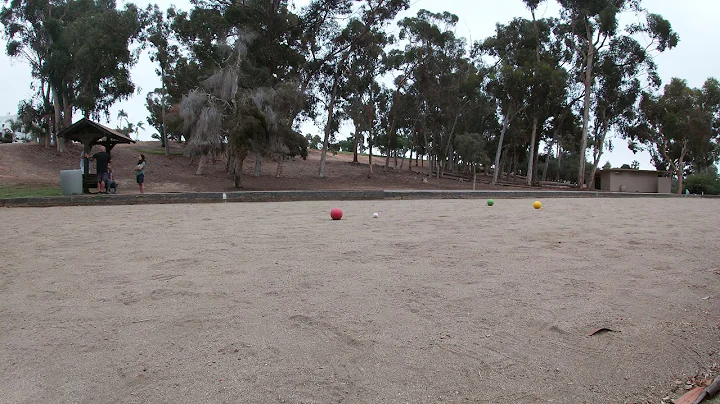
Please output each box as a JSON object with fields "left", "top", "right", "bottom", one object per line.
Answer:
{"left": 373, "top": 213, "right": 379, "bottom": 218}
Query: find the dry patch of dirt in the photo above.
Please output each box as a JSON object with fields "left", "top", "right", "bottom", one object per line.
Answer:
{"left": 0, "top": 142, "right": 524, "bottom": 193}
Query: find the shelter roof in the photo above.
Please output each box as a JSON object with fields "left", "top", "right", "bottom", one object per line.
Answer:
{"left": 599, "top": 168, "right": 667, "bottom": 175}
{"left": 57, "top": 118, "right": 135, "bottom": 146}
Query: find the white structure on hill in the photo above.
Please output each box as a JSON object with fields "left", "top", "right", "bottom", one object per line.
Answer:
{"left": 1, "top": 113, "right": 33, "bottom": 142}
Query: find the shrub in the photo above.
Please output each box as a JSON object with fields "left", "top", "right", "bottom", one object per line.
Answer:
{"left": 684, "top": 172, "right": 720, "bottom": 195}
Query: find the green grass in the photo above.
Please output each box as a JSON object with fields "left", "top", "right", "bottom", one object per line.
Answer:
{"left": 0, "top": 185, "right": 62, "bottom": 199}
{"left": 137, "top": 148, "right": 185, "bottom": 156}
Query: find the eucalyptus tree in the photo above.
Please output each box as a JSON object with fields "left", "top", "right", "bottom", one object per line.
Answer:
{"left": 331, "top": 17, "right": 389, "bottom": 176}
{"left": 478, "top": 20, "right": 533, "bottom": 185}
{"left": 627, "top": 78, "right": 720, "bottom": 193}
{"left": 2, "top": 0, "right": 145, "bottom": 151}
{"left": 301, "top": 0, "right": 409, "bottom": 178}
{"left": 585, "top": 35, "right": 651, "bottom": 188}
{"left": 395, "top": 10, "right": 472, "bottom": 177}
{"left": 454, "top": 132, "right": 488, "bottom": 189}
{"left": 173, "top": 0, "right": 308, "bottom": 179}
{"left": 144, "top": 4, "right": 179, "bottom": 155}
{"left": 551, "top": 0, "right": 678, "bottom": 187}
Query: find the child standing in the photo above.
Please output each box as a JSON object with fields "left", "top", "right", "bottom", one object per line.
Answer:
{"left": 106, "top": 163, "right": 118, "bottom": 194}
{"left": 135, "top": 154, "right": 146, "bottom": 194}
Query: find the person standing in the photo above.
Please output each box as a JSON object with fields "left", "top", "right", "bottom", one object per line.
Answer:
{"left": 86, "top": 146, "right": 111, "bottom": 193}
{"left": 135, "top": 154, "right": 146, "bottom": 194}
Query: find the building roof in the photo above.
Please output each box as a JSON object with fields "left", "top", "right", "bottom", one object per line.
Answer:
{"left": 599, "top": 168, "right": 667, "bottom": 175}
{"left": 57, "top": 118, "right": 135, "bottom": 146}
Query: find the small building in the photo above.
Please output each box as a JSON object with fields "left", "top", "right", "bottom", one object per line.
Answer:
{"left": 0, "top": 113, "right": 32, "bottom": 142}
{"left": 595, "top": 169, "right": 671, "bottom": 193}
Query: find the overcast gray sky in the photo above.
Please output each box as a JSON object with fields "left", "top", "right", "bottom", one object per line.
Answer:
{"left": 1, "top": 0, "right": 717, "bottom": 169}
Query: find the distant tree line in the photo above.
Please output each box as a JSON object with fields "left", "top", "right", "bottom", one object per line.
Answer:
{"left": 3, "top": 0, "right": 718, "bottom": 191}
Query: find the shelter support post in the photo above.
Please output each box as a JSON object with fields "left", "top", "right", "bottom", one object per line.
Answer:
{"left": 83, "top": 143, "right": 92, "bottom": 194}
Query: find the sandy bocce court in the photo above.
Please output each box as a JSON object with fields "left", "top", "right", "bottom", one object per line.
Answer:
{"left": 1, "top": 198, "right": 718, "bottom": 403}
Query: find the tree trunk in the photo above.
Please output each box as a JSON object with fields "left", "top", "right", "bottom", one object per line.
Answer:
{"left": 384, "top": 89, "right": 402, "bottom": 171}
{"left": 423, "top": 127, "right": 431, "bottom": 178}
{"left": 319, "top": 70, "right": 342, "bottom": 179}
{"left": 555, "top": 139, "right": 563, "bottom": 182}
{"left": 442, "top": 112, "right": 462, "bottom": 175}
{"left": 577, "top": 30, "right": 595, "bottom": 188}
{"left": 532, "top": 138, "right": 541, "bottom": 187}
{"left": 384, "top": 128, "right": 394, "bottom": 170}
{"left": 62, "top": 96, "right": 72, "bottom": 128}
{"left": 508, "top": 150, "right": 517, "bottom": 184}
{"left": 254, "top": 152, "right": 262, "bottom": 177}
{"left": 52, "top": 87, "right": 63, "bottom": 152}
{"left": 276, "top": 155, "right": 284, "bottom": 178}
{"left": 162, "top": 69, "right": 170, "bottom": 156}
{"left": 439, "top": 151, "right": 445, "bottom": 177}
{"left": 511, "top": 151, "right": 519, "bottom": 183}
{"left": 352, "top": 131, "right": 359, "bottom": 163}
{"left": 587, "top": 158, "right": 602, "bottom": 189}
{"left": 676, "top": 144, "right": 687, "bottom": 194}
{"left": 526, "top": 117, "right": 538, "bottom": 186}
{"left": 542, "top": 141, "right": 552, "bottom": 182}
{"left": 226, "top": 149, "right": 235, "bottom": 174}
{"left": 196, "top": 154, "right": 207, "bottom": 175}
{"left": 472, "top": 164, "right": 477, "bottom": 190}
{"left": 587, "top": 120, "right": 609, "bottom": 189}
{"left": 529, "top": 11, "right": 542, "bottom": 188}
{"left": 492, "top": 113, "right": 510, "bottom": 185}
{"left": 368, "top": 106, "right": 375, "bottom": 178}
{"left": 60, "top": 94, "right": 72, "bottom": 153}
{"left": 233, "top": 148, "right": 248, "bottom": 188}
{"left": 676, "top": 162, "right": 684, "bottom": 194}
{"left": 43, "top": 114, "right": 51, "bottom": 148}
{"left": 368, "top": 135, "right": 373, "bottom": 177}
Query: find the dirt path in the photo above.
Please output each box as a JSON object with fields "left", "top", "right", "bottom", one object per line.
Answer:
{"left": 1, "top": 198, "right": 718, "bottom": 403}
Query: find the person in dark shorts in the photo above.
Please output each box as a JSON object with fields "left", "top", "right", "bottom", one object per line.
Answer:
{"left": 135, "top": 154, "right": 146, "bottom": 194}
{"left": 106, "top": 163, "right": 118, "bottom": 194}
{"left": 86, "top": 146, "right": 111, "bottom": 193}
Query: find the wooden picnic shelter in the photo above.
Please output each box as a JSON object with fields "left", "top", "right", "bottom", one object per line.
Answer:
{"left": 57, "top": 118, "right": 135, "bottom": 193}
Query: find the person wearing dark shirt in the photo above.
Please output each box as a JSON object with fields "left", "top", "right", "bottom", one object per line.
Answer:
{"left": 86, "top": 147, "right": 111, "bottom": 193}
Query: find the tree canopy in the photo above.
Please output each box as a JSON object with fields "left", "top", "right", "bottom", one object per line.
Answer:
{"left": 3, "top": 0, "right": 716, "bottom": 191}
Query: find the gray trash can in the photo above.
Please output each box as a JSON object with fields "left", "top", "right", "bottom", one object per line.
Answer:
{"left": 60, "top": 169, "right": 83, "bottom": 195}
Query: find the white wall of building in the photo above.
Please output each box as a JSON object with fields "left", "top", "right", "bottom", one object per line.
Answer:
{"left": 1, "top": 113, "right": 32, "bottom": 142}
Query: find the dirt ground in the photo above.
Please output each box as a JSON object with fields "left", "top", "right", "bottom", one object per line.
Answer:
{"left": 1, "top": 198, "right": 719, "bottom": 403}
{"left": 0, "top": 142, "right": 523, "bottom": 193}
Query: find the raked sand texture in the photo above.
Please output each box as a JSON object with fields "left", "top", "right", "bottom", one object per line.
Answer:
{"left": 1, "top": 199, "right": 719, "bottom": 403}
